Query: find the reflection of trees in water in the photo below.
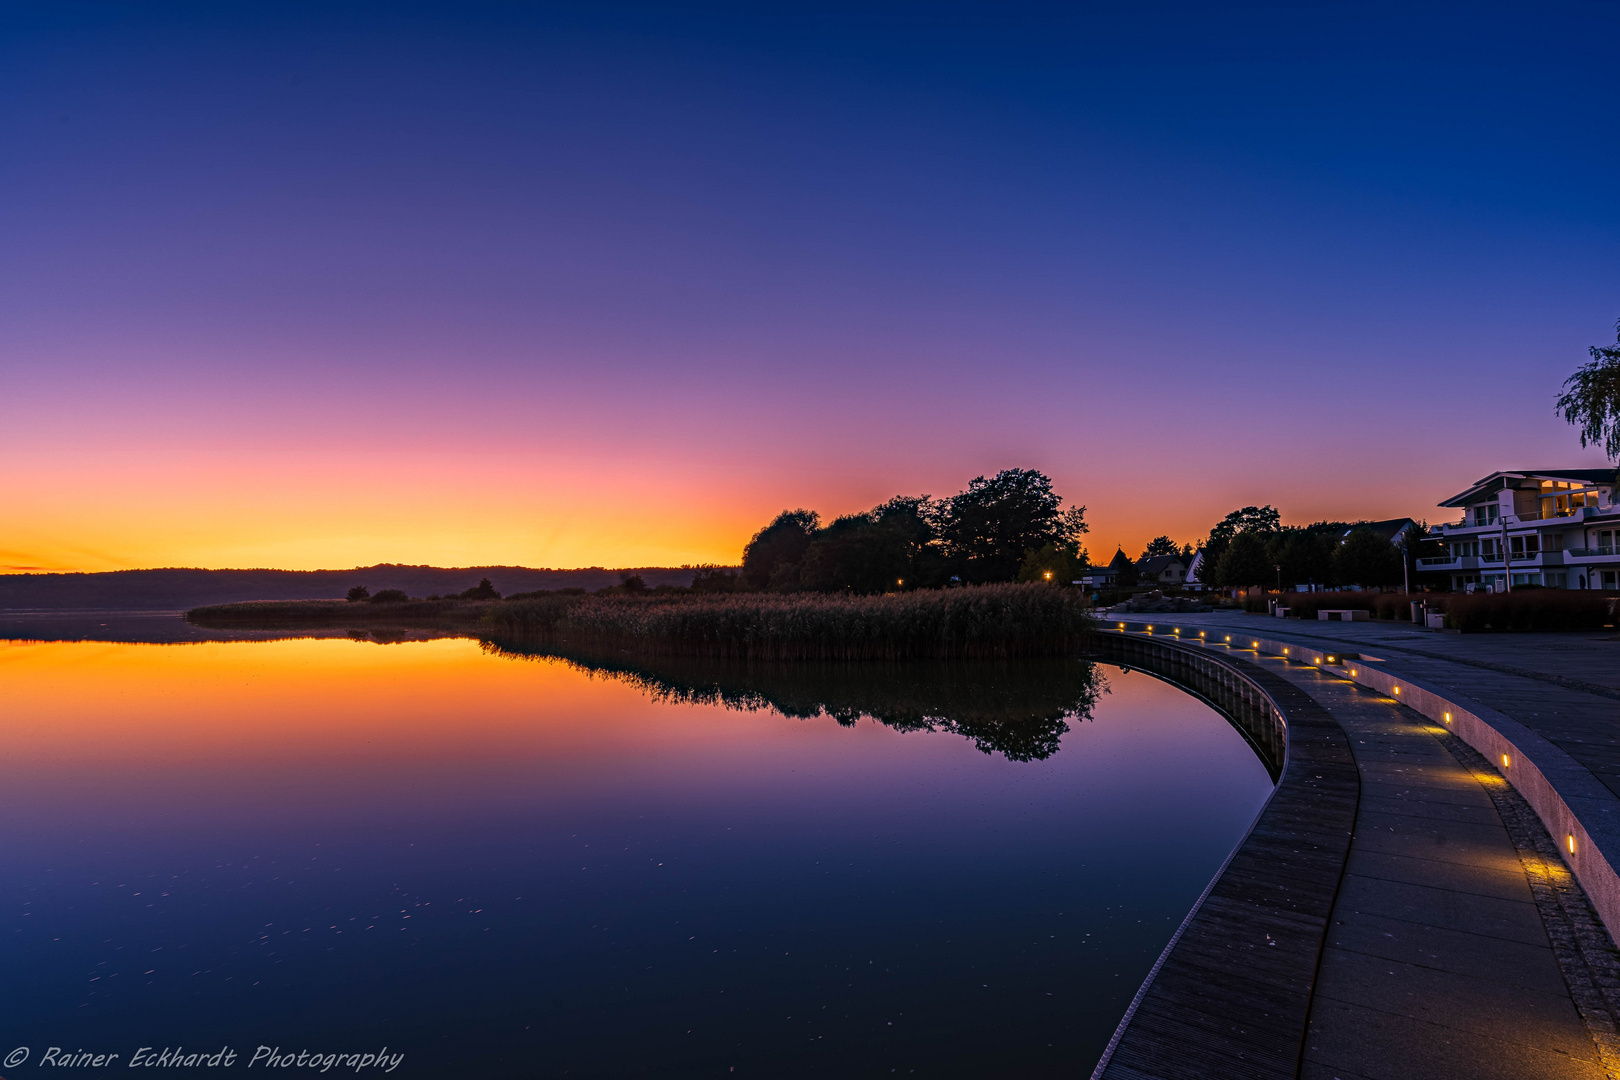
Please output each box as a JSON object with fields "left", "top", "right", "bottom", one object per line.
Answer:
{"left": 480, "top": 639, "right": 1105, "bottom": 762}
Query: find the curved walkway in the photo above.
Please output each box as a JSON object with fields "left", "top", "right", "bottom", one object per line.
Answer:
{"left": 1092, "top": 621, "right": 1620, "bottom": 1080}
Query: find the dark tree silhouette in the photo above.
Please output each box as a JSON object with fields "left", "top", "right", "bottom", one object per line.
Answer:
{"left": 1140, "top": 535, "right": 1180, "bottom": 559}
{"left": 940, "top": 469, "right": 1086, "bottom": 584}
{"left": 1201, "top": 505, "right": 1281, "bottom": 571}
{"left": 1213, "top": 531, "right": 1273, "bottom": 588}
{"left": 689, "top": 565, "right": 739, "bottom": 592}
{"left": 346, "top": 585, "right": 370, "bottom": 602}
{"left": 368, "top": 589, "right": 410, "bottom": 604}
{"left": 1335, "top": 528, "right": 1403, "bottom": 587}
{"left": 1557, "top": 318, "right": 1620, "bottom": 461}
{"left": 461, "top": 578, "right": 501, "bottom": 600}
{"left": 741, "top": 510, "right": 820, "bottom": 590}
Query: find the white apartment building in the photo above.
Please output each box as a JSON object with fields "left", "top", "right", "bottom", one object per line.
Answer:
{"left": 1422, "top": 469, "right": 1620, "bottom": 591}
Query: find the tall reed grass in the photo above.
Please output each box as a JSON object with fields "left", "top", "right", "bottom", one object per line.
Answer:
{"left": 482, "top": 583, "right": 1091, "bottom": 660}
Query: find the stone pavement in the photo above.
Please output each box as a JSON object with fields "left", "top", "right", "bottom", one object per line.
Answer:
{"left": 1136, "top": 613, "right": 1620, "bottom": 802}
{"left": 1260, "top": 653, "right": 1615, "bottom": 1079}
{"left": 1102, "top": 614, "right": 1620, "bottom": 1080}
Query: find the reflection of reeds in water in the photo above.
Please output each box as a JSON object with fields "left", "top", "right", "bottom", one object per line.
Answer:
{"left": 484, "top": 583, "right": 1092, "bottom": 661}
{"left": 482, "top": 639, "right": 1105, "bottom": 761}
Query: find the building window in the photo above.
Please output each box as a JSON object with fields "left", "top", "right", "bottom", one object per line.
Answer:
{"left": 1604, "top": 571, "right": 1619, "bottom": 590}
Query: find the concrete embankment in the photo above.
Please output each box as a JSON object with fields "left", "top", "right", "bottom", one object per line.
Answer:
{"left": 1090, "top": 622, "right": 1620, "bottom": 1080}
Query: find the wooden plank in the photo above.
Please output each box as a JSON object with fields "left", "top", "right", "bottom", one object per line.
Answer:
{"left": 1090, "top": 636, "right": 1360, "bottom": 1080}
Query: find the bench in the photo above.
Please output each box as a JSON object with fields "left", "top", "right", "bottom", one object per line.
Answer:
{"left": 1318, "top": 609, "right": 1369, "bottom": 621}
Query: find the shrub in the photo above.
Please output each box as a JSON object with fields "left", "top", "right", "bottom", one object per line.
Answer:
{"left": 1430, "top": 591, "right": 1615, "bottom": 632}
{"left": 459, "top": 578, "right": 501, "bottom": 600}
{"left": 369, "top": 589, "right": 410, "bottom": 604}
{"left": 346, "top": 585, "right": 370, "bottom": 602}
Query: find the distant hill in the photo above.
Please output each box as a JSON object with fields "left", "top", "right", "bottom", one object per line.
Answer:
{"left": 0, "top": 564, "right": 705, "bottom": 611}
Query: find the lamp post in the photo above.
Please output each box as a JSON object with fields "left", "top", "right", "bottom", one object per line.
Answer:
{"left": 1275, "top": 564, "right": 1282, "bottom": 592}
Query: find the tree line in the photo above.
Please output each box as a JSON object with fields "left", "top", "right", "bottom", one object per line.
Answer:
{"left": 722, "top": 468, "right": 1089, "bottom": 594}
{"left": 1195, "top": 505, "right": 1415, "bottom": 589}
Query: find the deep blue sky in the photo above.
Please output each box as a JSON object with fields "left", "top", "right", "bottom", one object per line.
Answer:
{"left": 4, "top": 2, "right": 1618, "bottom": 569}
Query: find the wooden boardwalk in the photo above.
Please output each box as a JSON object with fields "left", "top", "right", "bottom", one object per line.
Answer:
{"left": 1089, "top": 631, "right": 1620, "bottom": 1080}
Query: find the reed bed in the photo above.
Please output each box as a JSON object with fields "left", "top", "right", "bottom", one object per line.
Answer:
{"left": 483, "top": 583, "right": 1091, "bottom": 660}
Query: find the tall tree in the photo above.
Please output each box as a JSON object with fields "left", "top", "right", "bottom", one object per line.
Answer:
{"left": 1202, "top": 505, "right": 1281, "bottom": 572}
{"left": 1269, "top": 528, "right": 1335, "bottom": 588}
{"left": 1557, "top": 318, "right": 1620, "bottom": 461}
{"left": 940, "top": 469, "right": 1086, "bottom": 584}
{"left": 796, "top": 513, "right": 916, "bottom": 593}
{"left": 740, "top": 509, "right": 820, "bottom": 590}
{"left": 1213, "top": 530, "right": 1274, "bottom": 589}
{"left": 1335, "top": 527, "right": 1403, "bottom": 588}
{"left": 1140, "top": 535, "right": 1180, "bottom": 559}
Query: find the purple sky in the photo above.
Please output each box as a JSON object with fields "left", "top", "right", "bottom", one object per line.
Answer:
{"left": 4, "top": 2, "right": 1617, "bottom": 571}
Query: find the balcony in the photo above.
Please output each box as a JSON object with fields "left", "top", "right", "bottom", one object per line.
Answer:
{"left": 1418, "top": 556, "right": 1480, "bottom": 569}
{"left": 1565, "top": 546, "right": 1620, "bottom": 559}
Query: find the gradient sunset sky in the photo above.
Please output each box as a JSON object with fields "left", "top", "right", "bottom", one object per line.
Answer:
{"left": 5, "top": 2, "right": 1618, "bottom": 573}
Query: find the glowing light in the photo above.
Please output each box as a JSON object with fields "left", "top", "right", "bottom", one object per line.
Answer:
{"left": 1199, "top": 631, "right": 1205, "bottom": 638}
{"left": 1502, "top": 753, "right": 1511, "bottom": 769}
{"left": 1351, "top": 668, "right": 1358, "bottom": 676}
{"left": 1043, "top": 571, "right": 1052, "bottom": 580}
{"left": 1224, "top": 635, "right": 1231, "bottom": 642}
{"left": 1393, "top": 686, "right": 1400, "bottom": 695}
{"left": 1569, "top": 834, "right": 1577, "bottom": 855}
{"left": 1252, "top": 641, "right": 1258, "bottom": 648}
{"left": 1327, "top": 656, "right": 1336, "bottom": 663}
{"left": 1443, "top": 712, "right": 1451, "bottom": 724}
{"left": 1284, "top": 648, "right": 1289, "bottom": 654}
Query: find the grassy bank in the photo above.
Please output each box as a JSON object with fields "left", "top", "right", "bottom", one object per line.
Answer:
{"left": 189, "top": 583, "right": 1093, "bottom": 660}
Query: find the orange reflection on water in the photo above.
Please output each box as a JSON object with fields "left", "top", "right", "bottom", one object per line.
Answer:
{"left": 0, "top": 638, "right": 931, "bottom": 824}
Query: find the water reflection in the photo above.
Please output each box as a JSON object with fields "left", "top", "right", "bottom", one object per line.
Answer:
{"left": 0, "top": 625, "right": 1272, "bottom": 1078}
{"left": 484, "top": 640, "right": 1104, "bottom": 761}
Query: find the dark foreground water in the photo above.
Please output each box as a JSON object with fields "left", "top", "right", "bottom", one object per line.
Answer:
{"left": 0, "top": 625, "right": 1271, "bottom": 1077}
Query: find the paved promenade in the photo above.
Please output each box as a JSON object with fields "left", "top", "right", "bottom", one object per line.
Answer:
{"left": 1094, "top": 615, "right": 1620, "bottom": 1080}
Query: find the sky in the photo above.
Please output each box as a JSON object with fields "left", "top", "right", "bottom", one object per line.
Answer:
{"left": 4, "top": 1, "right": 1619, "bottom": 573}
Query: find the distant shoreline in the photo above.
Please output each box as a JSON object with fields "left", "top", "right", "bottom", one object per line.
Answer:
{"left": 0, "top": 564, "right": 706, "bottom": 612}
{"left": 188, "top": 585, "right": 1094, "bottom": 662}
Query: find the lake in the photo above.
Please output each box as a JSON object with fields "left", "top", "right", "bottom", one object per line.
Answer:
{"left": 0, "top": 626, "right": 1271, "bottom": 1077}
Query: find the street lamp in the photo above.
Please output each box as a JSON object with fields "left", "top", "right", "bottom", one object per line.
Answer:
{"left": 1275, "top": 564, "right": 1282, "bottom": 592}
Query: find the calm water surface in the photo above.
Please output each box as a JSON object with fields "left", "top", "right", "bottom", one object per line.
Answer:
{"left": 0, "top": 629, "right": 1271, "bottom": 1077}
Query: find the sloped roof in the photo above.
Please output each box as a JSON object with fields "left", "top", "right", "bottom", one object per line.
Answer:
{"left": 1137, "top": 554, "right": 1187, "bottom": 575}
{"left": 1439, "top": 469, "right": 1617, "bottom": 507}
{"left": 1337, "top": 518, "right": 1416, "bottom": 544}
